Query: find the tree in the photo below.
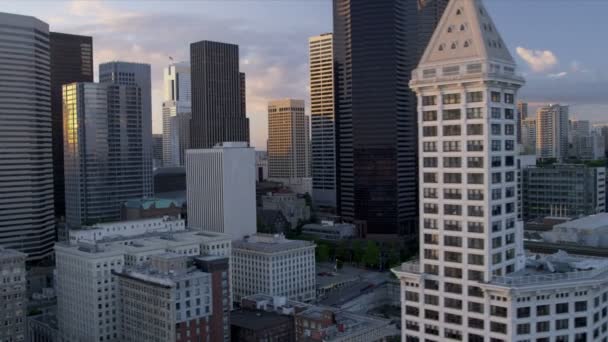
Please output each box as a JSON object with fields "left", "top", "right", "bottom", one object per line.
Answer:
{"left": 335, "top": 240, "right": 349, "bottom": 263}
{"left": 352, "top": 240, "right": 364, "bottom": 265}
{"left": 317, "top": 243, "right": 330, "bottom": 263}
{"left": 387, "top": 245, "right": 400, "bottom": 268}
{"left": 336, "top": 259, "right": 344, "bottom": 270}
{"left": 363, "top": 241, "right": 380, "bottom": 269}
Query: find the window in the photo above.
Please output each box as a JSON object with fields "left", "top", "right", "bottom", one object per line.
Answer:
{"left": 556, "top": 303, "right": 569, "bottom": 314}
{"left": 468, "top": 222, "right": 484, "bottom": 233}
{"left": 505, "top": 108, "right": 514, "bottom": 119}
{"left": 491, "top": 156, "right": 501, "bottom": 167}
{"left": 422, "top": 96, "right": 436, "bottom": 106}
{"left": 468, "top": 189, "right": 483, "bottom": 200}
{"left": 492, "top": 236, "right": 502, "bottom": 248}
{"left": 423, "top": 142, "right": 437, "bottom": 152}
{"left": 491, "top": 124, "right": 501, "bottom": 135}
{"left": 468, "top": 238, "right": 484, "bottom": 249}
{"left": 505, "top": 140, "right": 514, "bottom": 151}
{"left": 467, "top": 107, "right": 483, "bottom": 119}
{"left": 443, "top": 65, "right": 460, "bottom": 75}
{"left": 468, "top": 206, "right": 484, "bottom": 217}
{"left": 467, "top": 140, "right": 483, "bottom": 151}
{"left": 517, "top": 307, "right": 530, "bottom": 318}
{"left": 490, "top": 322, "right": 506, "bottom": 334}
{"left": 575, "top": 301, "right": 587, "bottom": 312}
{"left": 423, "top": 126, "right": 437, "bottom": 137}
{"left": 422, "top": 69, "right": 436, "bottom": 78}
{"left": 556, "top": 319, "right": 569, "bottom": 330}
{"left": 443, "top": 141, "right": 460, "bottom": 152}
{"left": 491, "top": 91, "right": 501, "bottom": 102}
{"left": 516, "top": 323, "right": 530, "bottom": 335}
{"left": 444, "top": 188, "right": 461, "bottom": 199}
{"left": 468, "top": 157, "right": 483, "bottom": 168}
{"left": 445, "top": 298, "right": 463, "bottom": 309}
{"left": 424, "top": 249, "right": 438, "bottom": 259}
{"left": 491, "top": 140, "right": 501, "bottom": 151}
{"left": 424, "top": 219, "right": 437, "bottom": 229}
{"left": 468, "top": 301, "right": 484, "bottom": 313}
{"left": 505, "top": 155, "right": 514, "bottom": 166}
{"left": 536, "top": 321, "right": 550, "bottom": 332}
{"left": 468, "top": 254, "right": 484, "bottom": 265}
{"left": 505, "top": 171, "right": 515, "bottom": 182}
{"left": 492, "top": 189, "right": 502, "bottom": 200}
{"left": 467, "top": 124, "right": 483, "bottom": 135}
{"left": 423, "top": 188, "right": 437, "bottom": 198}
{"left": 491, "top": 306, "right": 507, "bottom": 318}
{"left": 423, "top": 157, "right": 438, "bottom": 167}
{"left": 443, "top": 93, "right": 461, "bottom": 104}
{"left": 444, "top": 204, "right": 462, "bottom": 216}
{"left": 468, "top": 286, "right": 484, "bottom": 297}
{"left": 423, "top": 111, "right": 437, "bottom": 121}
{"left": 504, "top": 93, "right": 514, "bottom": 104}
{"left": 443, "top": 109, "right": 461, "bottom": 120}
{"left": 424, "top": 204, "right": 438, "bottom": 214}
{"left": 425, "top": 233, "right": 438, "bottom": 244}
{"left": 467, "top": 63, "right": 482, "bottom": 73}
{"left": 444, "top": 173, "right": 462, "bottom": 184}
{"left": 443, "top": 157, "right": 461, "bottom": 168}
{"left": 425, "top": 294, "right": 439, "bottom": 305}
{"left": 443, "top": 125, "right": 461, "bottom": 136}
{"left": 445, "top": 252, "right": 462, "bottom": 263}
{"left": 492, "top": 172, "right": 502, "bottom": 184}
{"left": 444, "top": 267, "right": 462, "bottom": 278}
{"left": 423, "top": 173, "right": 437, "bottom": 183}
{"left": 491, "top": 107, "right": 501, "bottom": 119}
{"left": 467, "top": 173, "right": 484, "bottom": 184}
{"left": 466, "top": 91, "right": 483, "bottom": 102}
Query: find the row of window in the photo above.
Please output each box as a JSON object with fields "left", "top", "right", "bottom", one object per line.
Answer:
{"left": 423, "top": 171, "right": 516, "bottom": 185}
{"left": 423, "top": 140, "right": 483, "bottom": 152}
{"left": 422, "top": 107, "right": 515, "bottom": 121}
{"left": 422, "top": 91, "right": 514, "bottom": 106}
{"left": 423, "top": 155, "right": 516, "bottom": 168}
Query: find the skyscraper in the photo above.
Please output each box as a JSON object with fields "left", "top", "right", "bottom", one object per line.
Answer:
{"left": 99, "top": 61, "right": 153, "bottom": 195}
{"left": 0, "top": 12, "right": 55, "bottom": 261}
{"left": 309, "top": 33, "right": 336, "bottom": 208}
{"left": 50, "top": 32, "right": 93, "bottom": 218}
{"left": 516, "top": 101, "right": 528, "bottom": 143}
{"left": 536, "top": 104, "right": 569, "bottom": 160}
{"left": 240, "top": 72, "right": 247, "bottom": 116}
{"left": 333, "top": 0, "right": 448, "bottom": 235}
{"left": 267, "top": 99, "right": 310, "bottom": 180}
{"left": 190, "top": 40, "right": 249, "bottom": 148}
{"left": 162, "top": 62, "right": 191, "bottom": 166}
{"left": 521, "top": 117, "right": 537, "bottom": 155}
{"left": 186, "top": 143, "right": 256, "bottom": 240}
{"left": 63, "top": 83, "right": 148, "bottom": 227}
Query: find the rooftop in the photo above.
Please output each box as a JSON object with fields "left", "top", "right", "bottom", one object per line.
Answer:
{"left": 0, "top": 248, "right": 27, "bottom": 260}
{"left": 297, "top": 306, "right": 390, "bottom": 340}
{"left": 233, "top": 233, "right": 314, "bottom": 254}
{"left": 124, "top": 198, "right": 183, "bottom": 209}
{"left": 553, "top": 213, "right": 608, "bottom": 231}
{"left": 230, "top": 310, "right": 291, "bottom": 331}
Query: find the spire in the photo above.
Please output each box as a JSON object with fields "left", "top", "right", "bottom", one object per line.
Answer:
{"left": 418, "top": 0, "right": 514, "bottom": 67}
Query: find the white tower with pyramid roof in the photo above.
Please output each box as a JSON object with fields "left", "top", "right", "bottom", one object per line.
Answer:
{"left": 394, "top": 1, "right": 608, "bottom": 341}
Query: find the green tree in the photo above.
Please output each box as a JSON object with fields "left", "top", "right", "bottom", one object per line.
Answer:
{"left": 336, "top": 259, "right": 344, "bottom": 270}
{"left": 352, "top": 240, "right": 364, "bottom": 264}
{"left": 317, "top": 243, "right": 330, "bottom": 263}
{"left": 335, "top": 240, "right": 349, "bottom": 262}
{"left": 363, "top": 241, "right": 380, "bottom": 268}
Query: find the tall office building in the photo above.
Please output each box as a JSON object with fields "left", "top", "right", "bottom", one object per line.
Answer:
{"left": 162, "top": 62, "right": 191, "bottom": 167}
{"left": 333, "top": 0, "right": 448, "bottom": 235}
{"left": 186, "top": 143, "right": 256, "bottom": 240}
{"left": 50, "top": 32, "right": 93, "bottom": 218}
{"left": 267, "top": 99, "right": 310, "bottom": 181}
{"left": 521, "top": 117, "right": 537, "bottom": 155}
{"left": 63, "top": 83, "right": 148, "bottom": 227}
{"left": 309, "top": 33, "right": 336, "bottom": 208}
{"left": 394, "top": 2, "right": 608, "bottom": 341}
{"left": 99, "top": 61, "right": 153, "bottom": 195}
{"left": 516, "top": 101, "right": 528, "bottom": 143}
{"left": 536, "top": 104, "right": 569, "bottom": 160}
{"left": 0, "top": 12, "right": 55, "bottom": 260}
{"left": 190, "top": 40, "right": 249, "bottom": 148}
{"left": 240, "top": 72, "right": 246, "bottom": 116}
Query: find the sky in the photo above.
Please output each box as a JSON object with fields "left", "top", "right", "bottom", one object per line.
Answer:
{"left": 4, "top": 0, "right": 608, "bottom": 148}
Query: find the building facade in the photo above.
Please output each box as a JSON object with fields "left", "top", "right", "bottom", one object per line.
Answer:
{"left": 153, "top": 133, "right": 163, "bottom": 168}
{"left": 162, "top": 62, "right": 191, "bottom": 167}
{"left": 190, "top": 40, "right": 249, "bottom": 149}
{"left": 309, "top": 33, "right": 336, "bottom": 208}
{"left": 232, "top": 234, "right": 316, "bottom": 302}
{"left": 517, "top": 101, "right": 528, "bottom": 144}
{"left": 0, "top": 248, "right": 27, "bottom": 342}
{"left": 536, "top": 104, "right": 569, "bottom": 161}
{"left": 186, "top": 143, "right": 256, "bottom": 240}
{"left": 333, "top": 0, "right": 448, "bottom": 235}
{"left": 99, "top": 61, "right": 154, "bottom": 194}
{"left": 63, "top": 82, "right": 149, "bottom": 227}
{"left": 0, "top": 13, "right": 55, "bottom": 260}
{"left": 523, "top": 164, "right": 606, "bottom": 220}
{"left": 521, "top": 117, "right": 537, "bottom": 155}
{"left": 49, "top": 32, "right": 93, "bottom": 218}
{"left": 55, "top": 226, "right": 230, "bottom": 342}
{"left": 116, "top": 254, "right": 230, "bottom": 342}
{"left": 394, "top": 2, "right": 608, "bottom": 342}
{"left": 267, "top": 99, "right": 310, "bottom": 180}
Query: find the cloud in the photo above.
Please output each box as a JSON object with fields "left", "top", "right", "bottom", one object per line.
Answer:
{"left": 516, "top": 46, "right": 558, "bottom": 72}
{"left": 547, "top": 71, "right": 567, "bottom": 78}
{"left": 46, "top": 0, "right": 314, "bottom": 149}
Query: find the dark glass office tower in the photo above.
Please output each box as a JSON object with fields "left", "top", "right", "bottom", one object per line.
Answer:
{"left": 333, "top": 0, "right": 447, "bottom": 236}
{"left": 50, "top": 32, "right": 93, "bottom": 218}
{"left": 190, "top": 40, "right": 249, "bottom": 148}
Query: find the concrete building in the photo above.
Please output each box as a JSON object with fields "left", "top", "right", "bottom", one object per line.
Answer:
{"left": 570, "top": 120, "right": 605, "bottom": 160}
{"left": 162, "top": 62, "right": 191, "bottom": 167}
{"left": 302, "top": 221, "right": 356, "bottom": 241}
{"left": 115, "top": 254, "right": 230, "bottom": 342}
{"left": 268, "top": 99, "right": 311, "bottom": 182}
{"left": 49, "top": 32, "right": 93, "bottom": 218}
{"left": 55, "top": 224, "right": 230, "bottom": 342}
{"left": 536, "top": 104, "right": 569, "bottom": 161}
{"left": 232, "top": 234, "right": 316, "bottom": 302}
{"left": 521, "top": 117, "right": 537, "bottom": 155}
{"left": 333, "top": 0, "right": 448, "bottom": 236}
{"left": 186, "top": 143, "right": 256, "bottom": 240}
{"left": 395, "top": 2, "right": 608, "bottom": 342}
{"left": 121, "top": 198, "right": 183, "bottom": 220}
{"left": 153, "top": 133, "right": 163, "bottom": 168}
{"left": 0, "top": 12, "right": 55, "bottom": 261}
{"left": 309, "top": 33, "right": 337, "bottom": 209}
{"left": 63, "top": 82, "right": 151, "bottom": 227}
{"left": 261, "top": 191, "right": 310, "bottom": 229}
{"left": 523, "top": 164, "right": 605, "bottom": 220}
{"left": 99, "top": 61, "right": 153, "bottom": 195}
{"left": 0, "top": 248, "right": 27, "bottom": 342}
{"left": 541, "top": 213, "right": 608, "bottom": 248}
{"left": 517, "top": 101, "right": 528, "bottom": 144}
{"left": 154, "top": 167, "right": 186, "bottom": 195}
{"left": 255, "top": 150, "right": 269, "bottom": 182}
{"left": 190, "top": 40, "right": 249, "bottom": 149}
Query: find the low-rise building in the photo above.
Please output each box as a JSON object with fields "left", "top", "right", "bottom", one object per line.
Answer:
{"left": 541, "top": 213, "right": 608, "bottom": 247}
{"left": 232, "top": 234, "right": 316, "bottom": 302}
{"left": 523, "top": 164, "right": 606, "bottom": 220}
{"left": 230, "top": 309, "right": 294, "bottom": 342}
{"left": 0, "top": 248, "right": 26, "bottom": 342}
{"left": 302, "top": 221, "right": 356, "bottom": 240}
{"left": 55, "top": 226, "right": 230, "bottom": 342}
{"left": 115, "top": 253, "right": 230, "bottom": 342}
{"left": 257, "top": 209, "right": 291, "bottom": 234}
{"left": 121, "top": 198, "right": 183, "bottom": 220}
{"left": 261, "top": 191, "right": 310, "bottom": 229}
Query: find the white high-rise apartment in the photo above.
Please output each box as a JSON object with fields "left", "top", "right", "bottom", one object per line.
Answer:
{"left": 309, "top": 33, "right": 336, "bottom": 208}
{"left": 186, "top": 142, "right": 256, "bottom": 240}
{"left": 394, "top": 1, "right": 608, "bottom": 341}
{"left": 55, "top": 218, "right": 230, "bottom": 342}
{"left": 232, "top": 233, "right": 315, "bottom": 302}
{"left": 162, "top": 62, "right": 191, "bottom": 166}
{"left": 267, "top": 99, "right": 310, "bottom": 180}
{"left": 536, "top": 104, "right": 569, "bottom": 160}
{"left": 521, "top": 117, "right": 537, "bottom": 155}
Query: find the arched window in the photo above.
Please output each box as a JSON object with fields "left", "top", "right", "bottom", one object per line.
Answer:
{"left": 439, "top": 44, "right": 445, "bottom": 51}
{"left": 451, "top": 42, "right": 457, "bottom": 50}
{"left": 448, "top": 26, "right": 453, "bottom": 33}
{"left": 464, "top": 41, "right": 470, "bottom": 48}
{"left": 460, "top": 24, "right": 466, "bottom": 31}
{"left": 456, "top": 8, "right": 462, "bottom": 15}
